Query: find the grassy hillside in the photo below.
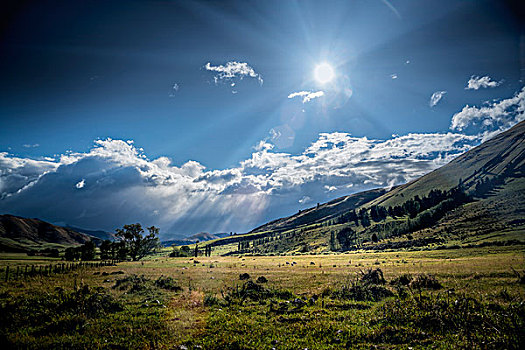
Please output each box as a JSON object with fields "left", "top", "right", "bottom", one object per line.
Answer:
{"left": 250, "top": 187, "right": 387, "bottom": 233}
{"left": 368, "top": 120, "right": 524, "bottom": 208}
{"left": 0, "top": 215, "right": 93, "bottom": 252}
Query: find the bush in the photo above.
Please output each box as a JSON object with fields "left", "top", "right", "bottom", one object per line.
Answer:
{"left": 360, "top": 268, "right": 386, "bottom": 285}
{"left": 222, "top": 281, "right": 292, "bottom": 305}
{"left": 390, "top": 274, "right": 412, "bottom": 286}
{"left": 256, "top": 276, "right": 268, "bottom": 283}
{"left": 239, "top": 273, "right": 251, "bottom": 280}
{"left": 331, "top": 268, "right": 393, "bottom": 302}
{"left": 203, "top": 294, "right": 220, "bottom": 306}
{"left": 113, "top": 274, "right": 181, "bottom": 294}
{"left": 410, "top": 274, "right": 442, "bottom": 290}
{"left": 155, "top": 276, "right": 182, "bottom": 292}
{"left": 332, "top": 283, "right": 394, "bottom": 302}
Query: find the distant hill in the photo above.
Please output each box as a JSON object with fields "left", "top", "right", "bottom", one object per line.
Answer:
{"left": 162, "top": 232, "right": 230, "bottom": 247}
{"left": 0, "top": 215, "right": 94, "bottom": 252}
{"left": 250, "top": 187, "right": 388, "bottom": 233}
{"left": 66, "top": 225, "right": 115, "bottom": 241}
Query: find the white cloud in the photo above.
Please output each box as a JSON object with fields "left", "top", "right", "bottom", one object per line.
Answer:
{"left": 23, "top": 144, "right": 39, "bottom": 148}
{"left": 430, "top": 91, "right": 447, "bottom": 107}
{"left": 324, "top": 185, "right": 337, "bottom": 192}
{"left": 75, "top": 179, "right": 85, "bottom": 189}
{"left": 0, "top": 130, "right": 478, "bottom": 236}
{"left": 205, "top": 61, "right": 263, "bottom": 85}
{"left": 450, "top": 87, "right": 525, "bottom": 139}
{"left": 169, "top": 83, "right": 179, "bottom": 97}
{"left": 288, "top": 91, "right": 324, "bottom": 103}
{"left": 390, "top": 74, "right": 398, "bottom": 80}
{"left": 466, "top": 75, "right": 502, "bottom": 90}
{"left": 298, "top": 196, "right": 311, "bottom": 204}
{"left": 0, "top": 152, "right": 58, "bottom": 199}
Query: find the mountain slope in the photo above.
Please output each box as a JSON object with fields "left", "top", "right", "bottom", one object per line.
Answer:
{"left": 250, "top": 187, "right": 388, "bottom": 233}
{"left": 0, "top": 214, "right": 93, "bottom": 252}
{"left": 368, "top": 121, "right": 525, "bottom": 208}
{"left": 66, "top": 225, "right": 115, "bottom": 241}
{"left": 162, "top": 232, "right": 230, "bottom": 247}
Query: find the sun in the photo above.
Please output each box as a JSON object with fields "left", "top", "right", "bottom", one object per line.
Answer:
{"left": 314, "top": 62, "right": 335, "bottom": 84}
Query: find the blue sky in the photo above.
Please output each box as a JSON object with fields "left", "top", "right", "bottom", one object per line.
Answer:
{"left": 0, "top": 1, "right": 524, "bottom": 238}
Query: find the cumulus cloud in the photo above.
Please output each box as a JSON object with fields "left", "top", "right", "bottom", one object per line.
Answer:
{"left": 0, "top": 129, "right": 480, "bottom": 237}
{"left": 450, "top": 86, "right": 525, "bottom": 139}
{"left": 205, "top": 61, "right": 263, "bottom": 85}
{"left": 0, "top": 152, "right": 58, "bottom": 199}
{"left": 430, "top": 91, "right": 447, "bottom": 107}
{"left": 466, "top": 75, "right": 502, "bottom": 90}
{"left": 288, "top": 91, "right": 324, "bottom": 103}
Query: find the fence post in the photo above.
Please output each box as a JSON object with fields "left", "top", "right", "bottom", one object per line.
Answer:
{"left": 16, "top": 266, "right": 20, "bottom": 279}
{"left": 5, "top": 266, "right": 9, "bottom": 282}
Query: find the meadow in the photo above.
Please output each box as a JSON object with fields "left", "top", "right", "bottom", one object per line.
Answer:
{"left": 1, "top": 245, "right": 524, "bottom": 349}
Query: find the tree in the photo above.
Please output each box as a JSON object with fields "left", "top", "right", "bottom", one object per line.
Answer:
{"left": 337, "top": 227, "right": 356, "bottom": 251}
{"left": 80, "top": 241, "right": 96, "bottom": 260}
{"left": 115, "top": 223, "right": 160, "bottom": 261}
{"left": 100, "top": 240, "right": 113, "bottom": 260}
{"left": 65, "top": 247, "right": 80, "bottom": 261}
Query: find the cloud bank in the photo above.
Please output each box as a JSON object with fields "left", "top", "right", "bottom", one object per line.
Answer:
{"left": 0, "top": 131, "right": 478, "bottom": 237}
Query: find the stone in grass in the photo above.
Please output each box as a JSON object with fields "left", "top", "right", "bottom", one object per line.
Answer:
{"left": 239, "top": 273, "right": 251, "bottom": 280}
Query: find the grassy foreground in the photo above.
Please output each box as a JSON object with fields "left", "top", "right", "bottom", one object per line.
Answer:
{"left": 1, "top": 246, "right": 524, "bottom": 349}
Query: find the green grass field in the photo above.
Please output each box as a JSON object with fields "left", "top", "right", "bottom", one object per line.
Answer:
{"left": 1, "top": 245, "right": 523, "bottom": 349}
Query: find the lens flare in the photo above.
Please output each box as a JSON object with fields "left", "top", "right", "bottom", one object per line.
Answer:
{"left": 314, "top": 63, "right": 335, "bottom": 84}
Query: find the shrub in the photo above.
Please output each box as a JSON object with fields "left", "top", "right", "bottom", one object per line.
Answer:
{"left": 390, "top": 274, "right": 412, "bottom": 286}
{"left": 256, "top": 276, "right": 268, "bottom": 283}
{"left": 410, "top": 274, "right": 442, "bottom": 290}
{"left": 331, "top": 268, "right": 393, "bottom": 302}
{"left": 222, "top": 281, "right": 292, "bottom": 305}
{"left": 155, "top": 276, "right": 182, "bottom": 292}
{"left": 332, "top": 283, "right": 393, "bottom": 302}
{"left": 239, "top": 273, "right": 251, "bottom": 280}
{"left": 203, "top": 294, "right": 220, "bottom": 306}
{"left": 360, "top": 268, "right": 386, "bottom": 285}
{"left": 113, "top": 275, "right": 152, "bottom": 293}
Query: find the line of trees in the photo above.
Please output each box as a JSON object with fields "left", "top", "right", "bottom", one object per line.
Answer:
{"left": 331, "top": 184, "right": 472, "bottom": 251}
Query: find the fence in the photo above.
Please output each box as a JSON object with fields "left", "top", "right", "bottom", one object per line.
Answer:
{"left": 1, "top": 260, "right": 119, "bottom": 282}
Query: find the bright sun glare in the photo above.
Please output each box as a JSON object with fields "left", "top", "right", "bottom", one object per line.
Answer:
{"left": 314, "top": 62, "right": 335, "bottom": 84}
